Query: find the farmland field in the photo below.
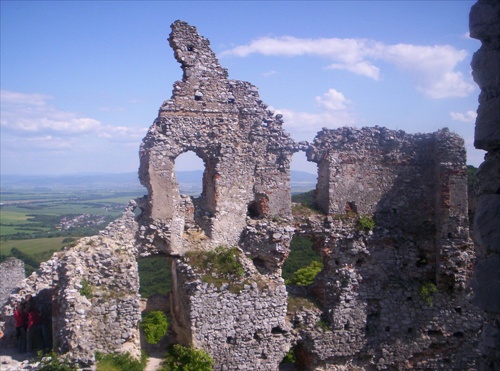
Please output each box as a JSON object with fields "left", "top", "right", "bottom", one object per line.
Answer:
{"left": 0, "top": 187, "right": 145, "bottom": 276}
{"left": 0, "top": 237, "right": 68, "bottom": 256}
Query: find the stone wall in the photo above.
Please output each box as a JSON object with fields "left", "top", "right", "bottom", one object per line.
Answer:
{"left": 290, "top": 125, "right": 482, "bottom": 370}
{"left": 0, "top": 258, "right": 25, "bottom": 309}
{"left": 469, "top": 0, "right": 500, "bottom": 369}
{"left": 171, "top": 258, "right": 291, "bottom": 370}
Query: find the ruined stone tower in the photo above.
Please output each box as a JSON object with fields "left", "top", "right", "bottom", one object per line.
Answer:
{"left": 139, "top": 21, "right": 296, "bottom": 255}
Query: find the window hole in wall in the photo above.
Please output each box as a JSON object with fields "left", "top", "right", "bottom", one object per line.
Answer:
{"left": 345, "top": 201, "right": 358, "bottom": 214}
{"left": 137, "top": 254, "right": 171, "bottom": 299}
{"left": 282, "top": 235, "right": 321, "bottom": 284}
{"left": 247, "top": 194, "right": 269, "bottom": 219}
{"left": 271, "top": 326, "right": 286, "bottom": 334}
{"left": 174, "top": 151, "right": 204, "bottom": 197}
{"left": 252, "top": 258, "right": 267, "bottom": 274}
{"left": 427, "top": 329, "right": 442, "bottom": 336}
{"left": 291, "top": 152, "right": 317, "bottom": 195}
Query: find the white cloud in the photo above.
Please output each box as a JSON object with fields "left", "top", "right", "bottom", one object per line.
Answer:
{"left": 274, "top": 88, "right": 356, "bottom": 141}
{"left": 1, "top": 90, "right": 101, "bottom": 134}
{"left": 326, "top": 61, "right": 380, "bottom": 80}
{"left": 315, "top": 89, "right": 349, "bottom": 111}
{"left": 262, "top": 70, "right": 277, "bottom": 77}
{"left": 222, "top": 36, "right": 475, "bottom": 98}
{"left": 450, "top": 110, "right": 477, "bottom": 123}
{"left": 0, "top": 90, "right": 146, "bottom": 140}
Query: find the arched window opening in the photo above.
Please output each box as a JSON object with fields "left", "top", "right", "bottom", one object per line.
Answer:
{"left": 174, "top": 151, "right": 204, "bottom": 197}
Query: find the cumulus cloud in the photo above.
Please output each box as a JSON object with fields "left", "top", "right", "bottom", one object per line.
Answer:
{"left": 0, "top": 90, "right": 145, "bottom": 140}
{"left": 274, "top": 88, "right": 356, "bottom": 141}
{"left": 1, "top": 90, "right": 101, "bottom": 134}
{"left": 222, "top": 36, "right": 475, "bottom": 98}
{"left": 315, "top": 89, "right": 349, "bottom": 111}
{"left": 450, "top": 110, "right": 477, "bottom": 123}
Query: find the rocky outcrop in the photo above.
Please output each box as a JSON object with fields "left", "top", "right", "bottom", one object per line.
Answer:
{"left": 469, "top": 1, "right": 500, "bottom": 369}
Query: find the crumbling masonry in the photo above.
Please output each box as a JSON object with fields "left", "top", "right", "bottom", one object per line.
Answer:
{"left": 0, "top": 6, "right": 496, "bottom": 369}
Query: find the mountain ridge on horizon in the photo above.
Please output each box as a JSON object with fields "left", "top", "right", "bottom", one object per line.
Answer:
{"left": 1, "top": 170, "right": 317, "bottom": 192}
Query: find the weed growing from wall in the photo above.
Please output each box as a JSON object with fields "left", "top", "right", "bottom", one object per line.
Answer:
{"left": 357, "top": 215, "right": 375, "bottom": 231}
{"left": 185, "top": 246, "right": 245, "bottom": 290}
{"left": 419, "top": 282, "right": 437, "bottom": 306}
{"left": 79, "top": 279, "right": 93, "bottom": 299}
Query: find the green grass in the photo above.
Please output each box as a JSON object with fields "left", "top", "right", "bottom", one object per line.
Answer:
{"left": 0, "top": 209, "right": 31, "bottom": 222}
{"left": 0, "top": 237, "right": 68, "bottom": 256}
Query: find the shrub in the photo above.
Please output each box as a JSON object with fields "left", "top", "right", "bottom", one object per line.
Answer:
{"left": 357, "top": 215, "right": 375, "bottom": 231}
{"left": 280, "top": 347, "right": 296, "bottom": 364}
{"left": 419, "top": 282, "right": 437, "bottom": 306}
{"left": 141, "top": 310, "right": 168, "bottom": 345}
{"left": 96, "top": 352, "right": 147, "bottom": 371}
{"left": 286, "top": 260, "right": 323, "bottom": 286}
{"left": 162, "top": 344, "right": 214, "bottom": 371}
{"left": 282, "top": 236, "right": 320, "bottom": 282}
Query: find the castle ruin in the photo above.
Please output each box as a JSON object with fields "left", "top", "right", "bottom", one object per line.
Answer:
{"left": 1, "top": 3, "right": 498, "bottom": 369}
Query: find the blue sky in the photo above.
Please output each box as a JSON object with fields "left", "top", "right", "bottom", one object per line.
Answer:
{"left": 1, "top": 0, "right": 483, "bottom": 176}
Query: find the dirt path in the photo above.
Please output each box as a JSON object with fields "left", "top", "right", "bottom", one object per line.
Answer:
{"left": 144, "top": 348, "right": 164, "bottom": 371}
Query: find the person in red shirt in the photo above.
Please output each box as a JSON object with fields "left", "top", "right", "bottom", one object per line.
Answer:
{"left": 26, "top": 303, "right": 41, "bottom": 354}
{"left": 14, "top": 302, "right": 27, "bottom": 353}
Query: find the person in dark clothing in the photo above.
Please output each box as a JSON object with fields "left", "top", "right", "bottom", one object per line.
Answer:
{"left": 13, "top": 302, "right": 27, "bottom": 353}
{"left": 26, "top": 302, "right": 41, "bottom": 354}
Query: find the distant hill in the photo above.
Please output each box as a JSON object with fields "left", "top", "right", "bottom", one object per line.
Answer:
{"left": 1, "top": 170, "right": 316, "bottom": 194}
